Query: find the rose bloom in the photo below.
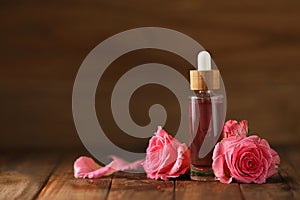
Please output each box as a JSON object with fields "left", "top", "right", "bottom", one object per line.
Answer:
{"left": 142, "top": 126, "right": 190, "bottom": 180}
{"left": 212, "top": 135, "right": 280, "bottom": 184}
{"left": 223, "top": 120, "right": 248, "bottom": 138}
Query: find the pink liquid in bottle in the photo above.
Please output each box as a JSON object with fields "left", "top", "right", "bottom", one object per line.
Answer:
{"left": 189, "top": 90, "right": 223, "bottom": 181}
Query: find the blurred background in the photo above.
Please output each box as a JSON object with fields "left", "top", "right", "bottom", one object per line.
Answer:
{"left": 1, "top": 0, "right": 299, "bottom": 151}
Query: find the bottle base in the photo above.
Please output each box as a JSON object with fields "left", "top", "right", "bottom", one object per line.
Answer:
{"left": 190, "top": 166, "right": 216, "bottom": 181}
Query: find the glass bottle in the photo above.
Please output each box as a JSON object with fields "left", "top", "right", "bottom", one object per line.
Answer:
{"left": 189, "top": 51, "right": 225, "bottom": 181}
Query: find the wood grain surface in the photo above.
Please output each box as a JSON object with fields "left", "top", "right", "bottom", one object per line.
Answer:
{"left": 37, "top": 156, "right": 112, "bottom": 200}
{"left": 0, "top": 152, "right": 58, "bottom": 200}
{"left": 108, "top": 172, "right": 174, "bottom": 200}
{"left": 0, "top": 147, "right": 299, "bottom": 200}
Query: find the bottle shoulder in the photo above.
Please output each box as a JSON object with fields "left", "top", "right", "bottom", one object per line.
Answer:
{"left": 189, "top": 90, "right": 223, "bottom": 100}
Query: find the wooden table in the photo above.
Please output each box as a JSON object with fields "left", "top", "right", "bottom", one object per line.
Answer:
{"left": 0, "top": 146, "right": 299, "bottom": 200}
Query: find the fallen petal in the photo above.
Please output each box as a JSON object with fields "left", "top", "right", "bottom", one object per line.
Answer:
{"left": 74, "top": 156, "right": 144, "bottom": 179}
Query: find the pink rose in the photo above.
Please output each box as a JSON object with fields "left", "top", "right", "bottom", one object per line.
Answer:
{"left": 212, "top": 135, "right": 280, "bottom": 184}
{"left": 223, "top": 120, "right": 248, "bottom": 138}
{"left": 142, "top": 126, "right": 190, "bottom": 180}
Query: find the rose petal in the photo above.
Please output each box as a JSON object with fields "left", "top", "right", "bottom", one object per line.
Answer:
{"left": 212, "top": 155, "right": 232, "bottom": 183}
{"left": 169, "top": 144, "right": 187, "bottom": 175}
{"left": 222, "top": 120, "right": 248, "bottom": 138}
{"left": 74, "top": 156, "right": 143, "bottom": 179}
{"left": 74, "top": 156, "right": 112, "bottom": 179}
{"left": 212, "top": 141, "right": 225, "bottom": 161}
{"left": 267, "top": 148, "right": 280, "bottom": 178}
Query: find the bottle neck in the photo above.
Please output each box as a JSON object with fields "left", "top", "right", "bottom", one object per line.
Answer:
{"left": 194, "top": 89, "right": 213, "bottom": 97}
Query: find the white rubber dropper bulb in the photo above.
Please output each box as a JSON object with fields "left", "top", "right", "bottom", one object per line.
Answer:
{"left": 197, "top": 51, "right": 211, "bottom": 71}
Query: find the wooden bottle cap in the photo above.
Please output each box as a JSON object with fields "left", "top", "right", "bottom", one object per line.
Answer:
{"left": 190, "top": 70, "right": 220, "bottom": 90}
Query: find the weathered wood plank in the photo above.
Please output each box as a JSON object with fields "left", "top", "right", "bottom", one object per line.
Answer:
{"left": 0, "top": 152, "right": 58, "bottom": 200}
{"left": 0, "top": 148, "right": 298, "bottom": 199}
{"left": 37, "top": 155, "right": 111, "bottom": 200}
{"left": 284, "top": 147, "right": 300, "bottom": 178}
{"left": 107, "top": 172, "right": 174, "bottom": 200}
{"left": 278, "top": 148, "right": 300, "bottom": 199}
{"left": 240, "top": 174, "right": 293, "bottom": 200}
{"left": 175, "top": 180, "right": 242, "bottom": 200}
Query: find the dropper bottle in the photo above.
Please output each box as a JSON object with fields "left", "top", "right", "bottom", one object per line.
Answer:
{"left": 189, "top": 51, "right": 224, "bottom": 181}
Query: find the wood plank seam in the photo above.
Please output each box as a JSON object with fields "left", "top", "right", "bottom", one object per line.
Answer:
{"left": 238, "top": 184, "right": 245, "bottom": 200}
{"left": 104, "top": 174, "right": 113, "bottom": 200}
{"left": 172, "top": 180, "right": 175, "bottom": 200}
{"left": 31, "top": 156, "right": 61, "bottom": 200}
{"left": 278, "top": 155, "right": 300, "bottom": 199}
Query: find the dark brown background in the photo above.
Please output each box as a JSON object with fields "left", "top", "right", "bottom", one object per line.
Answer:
{"left": 1, "top": 0, "right": 299, "bottom": 151}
